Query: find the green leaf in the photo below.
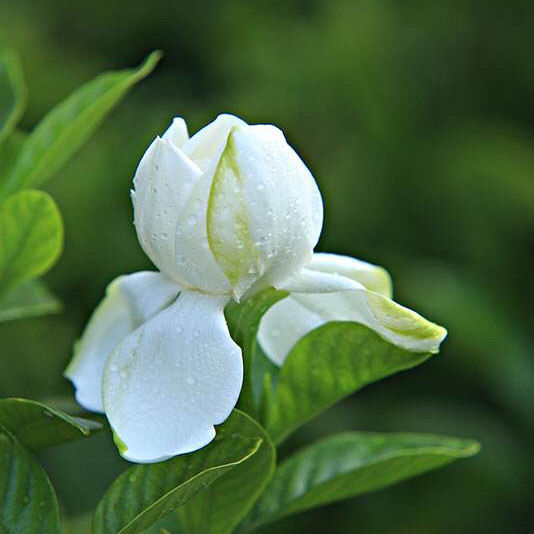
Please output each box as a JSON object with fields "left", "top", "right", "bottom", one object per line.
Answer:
{"left": 0, "top": 190, "right": 63, "bottom": 297}
{"left": 0, "top": 398, "right": 101, "bottom": 450}
{"left": 225, "top": 289, "right": 287, "bottom": 416}
{"left": 92, "top": 410, "right": 263, "bottom": 534}
{"left": 0, "top": 130, "right": 25, "bottom": 184}
{"left": 0, "top": 49, "right": 26, "bottom": 145}
{"left": 0, "top": 424, "right": 60, "bottom": 534}
{"left": 177, "top": 410, "right": 275, "bottom": 534}
{"left": 0, "top": 50, "right": 161, "bottom": 200}
{"left": 0, "top": 279, "right": 62, "bottom": 322}
{"left": 266, "top": 322, "right": 433, "bottom": 444}
{"left": 245, "top": 432, "right": 480, "bottom": 531}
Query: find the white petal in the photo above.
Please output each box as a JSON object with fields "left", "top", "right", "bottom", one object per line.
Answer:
{"left": 132, "top": 137, "right": 203, "bottom": 285}
{"left": 258, "top": 287, "right": 447, "bottom": 366}
{"left": 207, "top": 124, "right": 323, "bottom": 300}
{"left": 256, "top": 296, "right": 324, "bottom": 366}
{"left": 172, "top": 162, "right": 233, "bottom": 293}
{"left": 182, "top": 114, "right": 247, "bottom": 170}
{"left": 280, "top": 268, "right": 362, "bottom": 293}
{"left": 64, "top": 272, "right": 180, "bottom": 412}
{"left": 162, "top": 117, "right": 189, "bottom": 147}
{"left": 102, "top": 291, "right": 242, "bottom": 463}
{"left": 308, "top": 253, "right": 393, "bottom": 297}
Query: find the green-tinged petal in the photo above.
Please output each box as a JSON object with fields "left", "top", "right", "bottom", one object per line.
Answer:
{"left": 258, "top": 273, "right": 446, "bottom": 366}
{"left": 65, "top": 272, "right": 179, "bottom": 413}
{"left": 182, "top": 113, "right": 247, "bottom": 170}
{"left": 102, "top": 291, "right": 242, "bottom": 463}
{"left": 207, "top": 124, "right": 323, "bottom": 300}
{"left": 308, "top": 252, "right": 393, "bottom": 297}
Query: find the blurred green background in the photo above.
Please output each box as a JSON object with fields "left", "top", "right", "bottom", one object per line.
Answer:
{"left": 1, "top": 0, "right": 533, "bottom": 532}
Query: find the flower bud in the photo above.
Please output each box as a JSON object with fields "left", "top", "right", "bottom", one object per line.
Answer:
{"left": 132, "top": 114, "right": 323, "bottom": 299}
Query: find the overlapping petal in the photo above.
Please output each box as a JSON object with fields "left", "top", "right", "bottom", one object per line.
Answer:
{"left": 207, "top": 125, "right": 323, "bottom": 299}
{"left": 307, "top": 253, "right": 393, "bottom": 297}
{"left": 64, "top": 272, "right": 179, "bottom": 412}
{"left": 182, "top": 113, "right": 247, "bottom": 170}
{"left": 161, "top": 117, "right": 189, "bottom": 147}
{"left": 132, "top": 136, "right": 203, "bottom": 286}
{"left": 102, "top": 291, "right": 242, "bottom": 463}
{"left": 258, "top": 256, "right": 446, "bottom": 366}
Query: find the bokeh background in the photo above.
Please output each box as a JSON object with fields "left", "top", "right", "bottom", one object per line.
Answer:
{"left": 1, "top": 1, "right": 533, "bottom": 532}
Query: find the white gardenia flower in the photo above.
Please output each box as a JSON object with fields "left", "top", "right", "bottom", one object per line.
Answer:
{"left": 65, "top": 113, "right": 446, "bottom": 463}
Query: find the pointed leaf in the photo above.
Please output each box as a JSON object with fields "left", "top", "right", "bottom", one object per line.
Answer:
{"left": 245, "top": 432, "right": 480, "bottom": 531}
{"left": 0, "top": 398, "right": 101, "bottom": 450}
{"left": 0, "top": 49, "right": 25, "bottom": 145}
{"left": 0, "top": 51, "right": 161, "bottom": 199}
{"left": 0, "top": 424, "right": 60, "bottom": 534}
{"left": 92, "top": 411, "right": 263, "bottom": 534}
{"left": 177, "top": 410, "right": 275, "bottom": 534}
{"left": 266, "top": 322, "right": 434, "bottom": 443}
{"left": 0, "top": 279, "right": 62, "bottom": 322}
{"left": 0, "top": 190, "right": 63, "bottom": 297}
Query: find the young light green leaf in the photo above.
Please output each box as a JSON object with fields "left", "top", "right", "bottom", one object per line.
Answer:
{"left": 0, "top": 398, "right": 101, "bottom": 450}
{"left": 0, "top": 279, "right": 62, "bottom": 322}
{"left": 0, "top": 424, "right": 61, "bottom": 534}
{"left": 245, "top": 432, "right": 480, "bottom": 531}
{"left": 225, "top": 289, "right": 287, "bottom": 416}
{"left": 0, "top": 51, "right": 161, "bottom": 199}
{"left": 266, "top": 322, "right": 433, "bottom": 444}
{"left": 92, "top": 411, "right": 263, "bottom": 534}
{"left": 0, "top": 190, "right": 63, "bottom": 297}
{"left": 0, "top": 49, "right": 26, "bottom": 145}
{"left": 176, "top": 410, "right": 275, "bottom": 534}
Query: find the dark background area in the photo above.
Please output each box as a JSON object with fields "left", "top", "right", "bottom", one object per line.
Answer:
{"left": 1, "top": 1, "right": 533, "bottom": 532}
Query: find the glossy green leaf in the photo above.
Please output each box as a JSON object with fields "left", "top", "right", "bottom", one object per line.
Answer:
{"left": 0, "top": 279, "right": 62, "bottom": 322}
{"left": 266, "top": 322, "right": 433, "bottom": 443}
{"left": 0, "top": 50, "right": 161, "bottom": 199}
{"left": 0, "top": 424, "right": 60, "bottom": 534}
{"left": 225, "top": 288, "right": 287, "bottom": 416}
{"left": 0, "top": 49, "right": 25, "bottom": 145}
{"left": 245, "top": 432, "right": 480, "bottom": 531}
{"left": 177, "top": 410, "right": 275, "bottom": 534}
{"left": 0, "top": 190, "right": 63, "bottom": 297}
{"left": 92, "top": 410, "right": 263, "bottom": 534}
{"left": 0, "top": 398, "right": 101, "bottom": 450}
